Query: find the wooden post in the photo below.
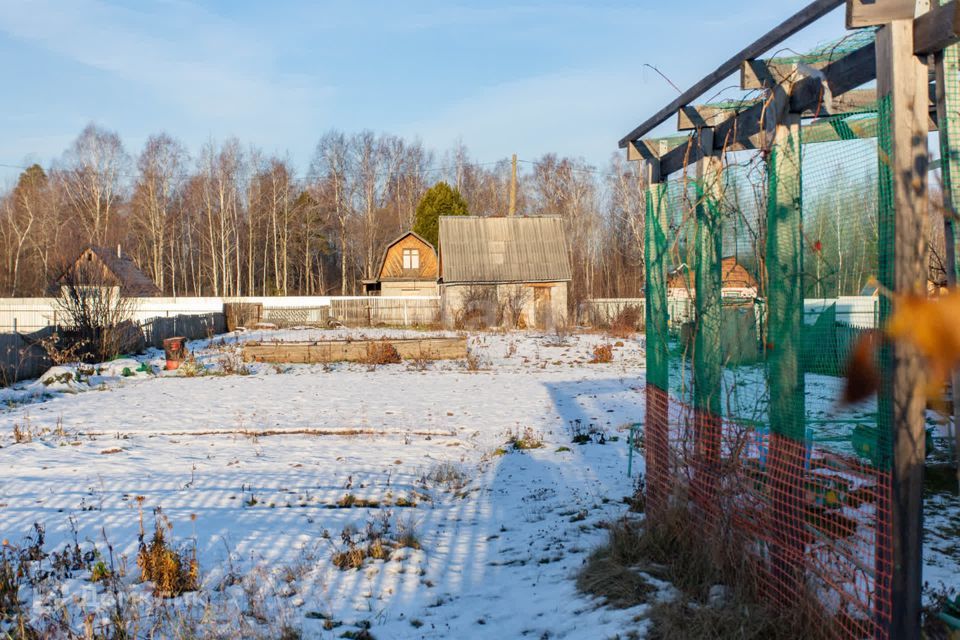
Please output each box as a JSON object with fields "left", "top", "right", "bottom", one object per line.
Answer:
{"left": 693, "top": 128, "right": 724, "bottom": 508}
{"left": 643, "top": 157, "right": 670, "bottom": 514}
{"left": 765, "top": 109, "right": 806, "bottom": 592}
{"left": 509, "top": 154, "right": 518, "bottom": 216}
{"left": 876, "top": 18, "right": 930, "bottom": 640}
{"left": 934, "top": 10, "right": 960, "bottom": 487}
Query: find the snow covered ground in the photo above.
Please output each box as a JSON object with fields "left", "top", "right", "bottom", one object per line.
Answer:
{"left": 0, "top": 327, "right": 956, "bottom": 638}
{"left": 0, "top": 329, "right": 652, "bottom": 639}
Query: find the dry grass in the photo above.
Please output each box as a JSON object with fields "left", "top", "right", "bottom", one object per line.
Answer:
{"left": 217, "top": 346, "right": 252, "bottom": 375}
{"left": 578, "top": 504, "right": 834, "bottom": 640}
{"left": 576, "top": 519, "right": 654, "bottom": 608}
{"left": 331, "top": 516, "right": 421, "bottom": 571}
{"left": 507, "top": 427, "right": 544, "bottom": 450}
{"left": 464, "top": 348, "right": 490, "bottom": 371}
{"left": 590, "top": 344, "right": 614, "bottom": 364}
{"left": 137, "top": 511, "right": 199, "bottom": 597}
{"left": 608, "top": 306, "right": 642, "bottom": 339}
{"left": 12, "top": 421, "right": 32, "bottom": 444}
{"left": 425, "top": 462, "right": 468, "bottom": 490}
{"left": 365, "top": 341, "right": 401, "bottom": 365}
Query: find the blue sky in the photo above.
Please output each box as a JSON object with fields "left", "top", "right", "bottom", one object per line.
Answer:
{"left": 0, "top": 1, "right": 850, "bottom": 182}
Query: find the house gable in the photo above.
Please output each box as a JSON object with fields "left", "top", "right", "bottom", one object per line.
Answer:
{"left": 377, "top": 232, "right": 438, "bottom": 282}
{"left": 668, "top": 257, "right": 758, "bottom": 293}
{"left": 59, "top": 246, "right": 162, "bottom": 297}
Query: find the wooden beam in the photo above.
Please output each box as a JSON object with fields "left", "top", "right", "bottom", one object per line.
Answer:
{"left": 627, "top": 137, "right": 683, "bottom": 162}
{"left": 679, "top": 80, "right": 937, "bottom": 135}
{"left": 875, "top": 18, "right": 930, "bottom": 640}
{"left": 741, "top": 37, "right": 876, "bottom": 90}
{"left": 846, "top": 0, "right": 917, "bottom": 28}
{"left": 661, "top": 56, "right": 873, "bottom": 176}
{"left": 618, "top": 0, "right": 844, "bottom": 148}
{"left": 679, "top": 89, "right": 880, "bottom": 130}
{"left": 914, "top": 0, "right": 960, "bottom": 55}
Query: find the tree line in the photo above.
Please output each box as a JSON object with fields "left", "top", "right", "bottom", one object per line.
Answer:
{"left": 0, "top": 123, "right": 647, "bottom": 306}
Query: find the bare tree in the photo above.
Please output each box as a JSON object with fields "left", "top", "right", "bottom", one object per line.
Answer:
{"left": 59, "top": 123, "right": 130, "bottom": 246}
{"left": 52, "top": 258, "right": 139, "bottom": 362}
{"left": 132, "top": 134, "right": 187, "bottom": 293}
{"left": 310, "top": 132, "right": 354, "bottom": 294}
{"left": 4, "top": 165, "right": 46, "bottom": 295}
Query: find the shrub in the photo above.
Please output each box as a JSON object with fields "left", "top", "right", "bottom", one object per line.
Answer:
{"left": 609, "top": 305, "right": 642, "bottom": 339}
{"left": 365, "top": 341, "right": 401, "bottom": 365}
{"left": 590, "top": 344, "right": 614, "bottom": 363}
{"left": 217, "top": 347, "right": 251, "bottom": 375}
{"left": 426, "top": 462, "right": 467, "bottom": 490}
{"left": 453, "top": 285, "right": 497, "bottom": 330}
{"left": 51, "top": 261, "right": 142, "bottom": 362}
{"left": 578, "top": 505, "right": 831, "bottom": 640}
{"left": 465, "top": 349, "right": 490, "bottom": 372}
{"left": 137, "top": 511, "right": 199, "bottom": 597}
{"left": 498, "top": 286, "right": 530, "bottom": 329}
{"left": 508, "top": 427, "right": 544, "bottom": 450}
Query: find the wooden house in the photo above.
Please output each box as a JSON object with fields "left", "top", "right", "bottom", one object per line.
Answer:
{"left": 438, "top": 216, "right": 572, "bottom": 329}
{"left": 667, "top": 257, "right": 758, "bottom": 300}
{"left": 58, "top": 246, "right": 161, "bottom": 297}
{"left": 362, "top": 232, "right": 439, "bottom": 296}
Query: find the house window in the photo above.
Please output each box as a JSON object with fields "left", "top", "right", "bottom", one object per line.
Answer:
{"left": 403, "top": 248, "right": 420, "bottom": 270}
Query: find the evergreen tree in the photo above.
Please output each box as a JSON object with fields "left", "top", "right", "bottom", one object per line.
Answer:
{"left": 412, "top": 181, "right": 468, "bottom": 248}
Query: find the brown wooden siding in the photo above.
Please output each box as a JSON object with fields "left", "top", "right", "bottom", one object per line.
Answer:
{"left": 379, "top": 234, "right": 438, "bottom": 281}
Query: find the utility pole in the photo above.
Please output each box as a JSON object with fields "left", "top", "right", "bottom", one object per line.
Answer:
{"left": 509, "top": 153, "right": 517, "bottom": 216}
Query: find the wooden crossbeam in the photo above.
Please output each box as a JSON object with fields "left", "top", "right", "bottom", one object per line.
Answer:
{"left": 620, "top": 0, "right": 959, "bottom": 150}
{"left": 678, "top": 83, "right": 936, "bottom": 130}
{"left": 626, "top": 136, "right": 686, "bottom": 162}
{"left": 741, "top": 38, "right": 876, "bottom": 90}
{"left": 846, "top": 0, "right": 917, "bottom": 28}
{"left": 678, "top": 89, "right": 878, "bottom": 130}
{"left": 914, "top": 1, "right": 960, "bottom": 55}
{"left": 643, "top": 104, "right": 939, "bottom": 178}
{"left": 618, "top": 0, "right": 844, "bottom": 149}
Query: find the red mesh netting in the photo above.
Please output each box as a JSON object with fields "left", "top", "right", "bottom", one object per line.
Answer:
{"left": 643, "top": 384, "right": 893, "bottom": 638}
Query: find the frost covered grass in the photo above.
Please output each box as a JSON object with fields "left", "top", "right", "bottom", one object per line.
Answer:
{"left": 0, "top": 326, "right": 956, "bottom": 638}
{"left": 0, "top": 328, "right": 652, "bottom": 638}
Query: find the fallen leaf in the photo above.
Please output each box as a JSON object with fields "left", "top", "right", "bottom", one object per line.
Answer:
{"left": 842, "top": 330, "right": 880, "bottom": 405}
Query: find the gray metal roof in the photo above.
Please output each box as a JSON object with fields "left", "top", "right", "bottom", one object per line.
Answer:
{"left": 438, "top": 216, "right": 572, "bottom": 284}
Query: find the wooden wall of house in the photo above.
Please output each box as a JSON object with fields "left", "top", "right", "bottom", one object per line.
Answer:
{"left": 380, "top": 235, "right": 438, "bottom": 280}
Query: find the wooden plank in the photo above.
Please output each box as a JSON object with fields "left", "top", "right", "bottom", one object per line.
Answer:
{"left": 242, "top": 337, "right": 469, "bottom": 363}
{"left": 627, "top": 137, "right": 683, "bottom": 161}
{"left": 678, "top": 89, "right": 879, "bottom": 130}
{"left": 875, "top": 18, "right": 930, "bottom": 640}
{"left": 847, "top": 0, "right": 917, "bottom": 28}
{"left": 659, "top": 86, "right": 936, "bottom": 177}
{"left": 914, "top": 0, "right": 960, "bottom": 55}
{"left": 618, "top": 0, "right": 844, "bottom": 148}
{"left": 741, "top": 37, "right": 876, "bottom": 90}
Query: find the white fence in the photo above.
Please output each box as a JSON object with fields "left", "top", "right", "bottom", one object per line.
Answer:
{"left": 579, "top": 298, "right": 695, "bottom": 328}
{"left": 0, "top": 295, "right": 441, "bottom": 332}
{"left": 581, "top": 296, "right": 878, "bottom": 330}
